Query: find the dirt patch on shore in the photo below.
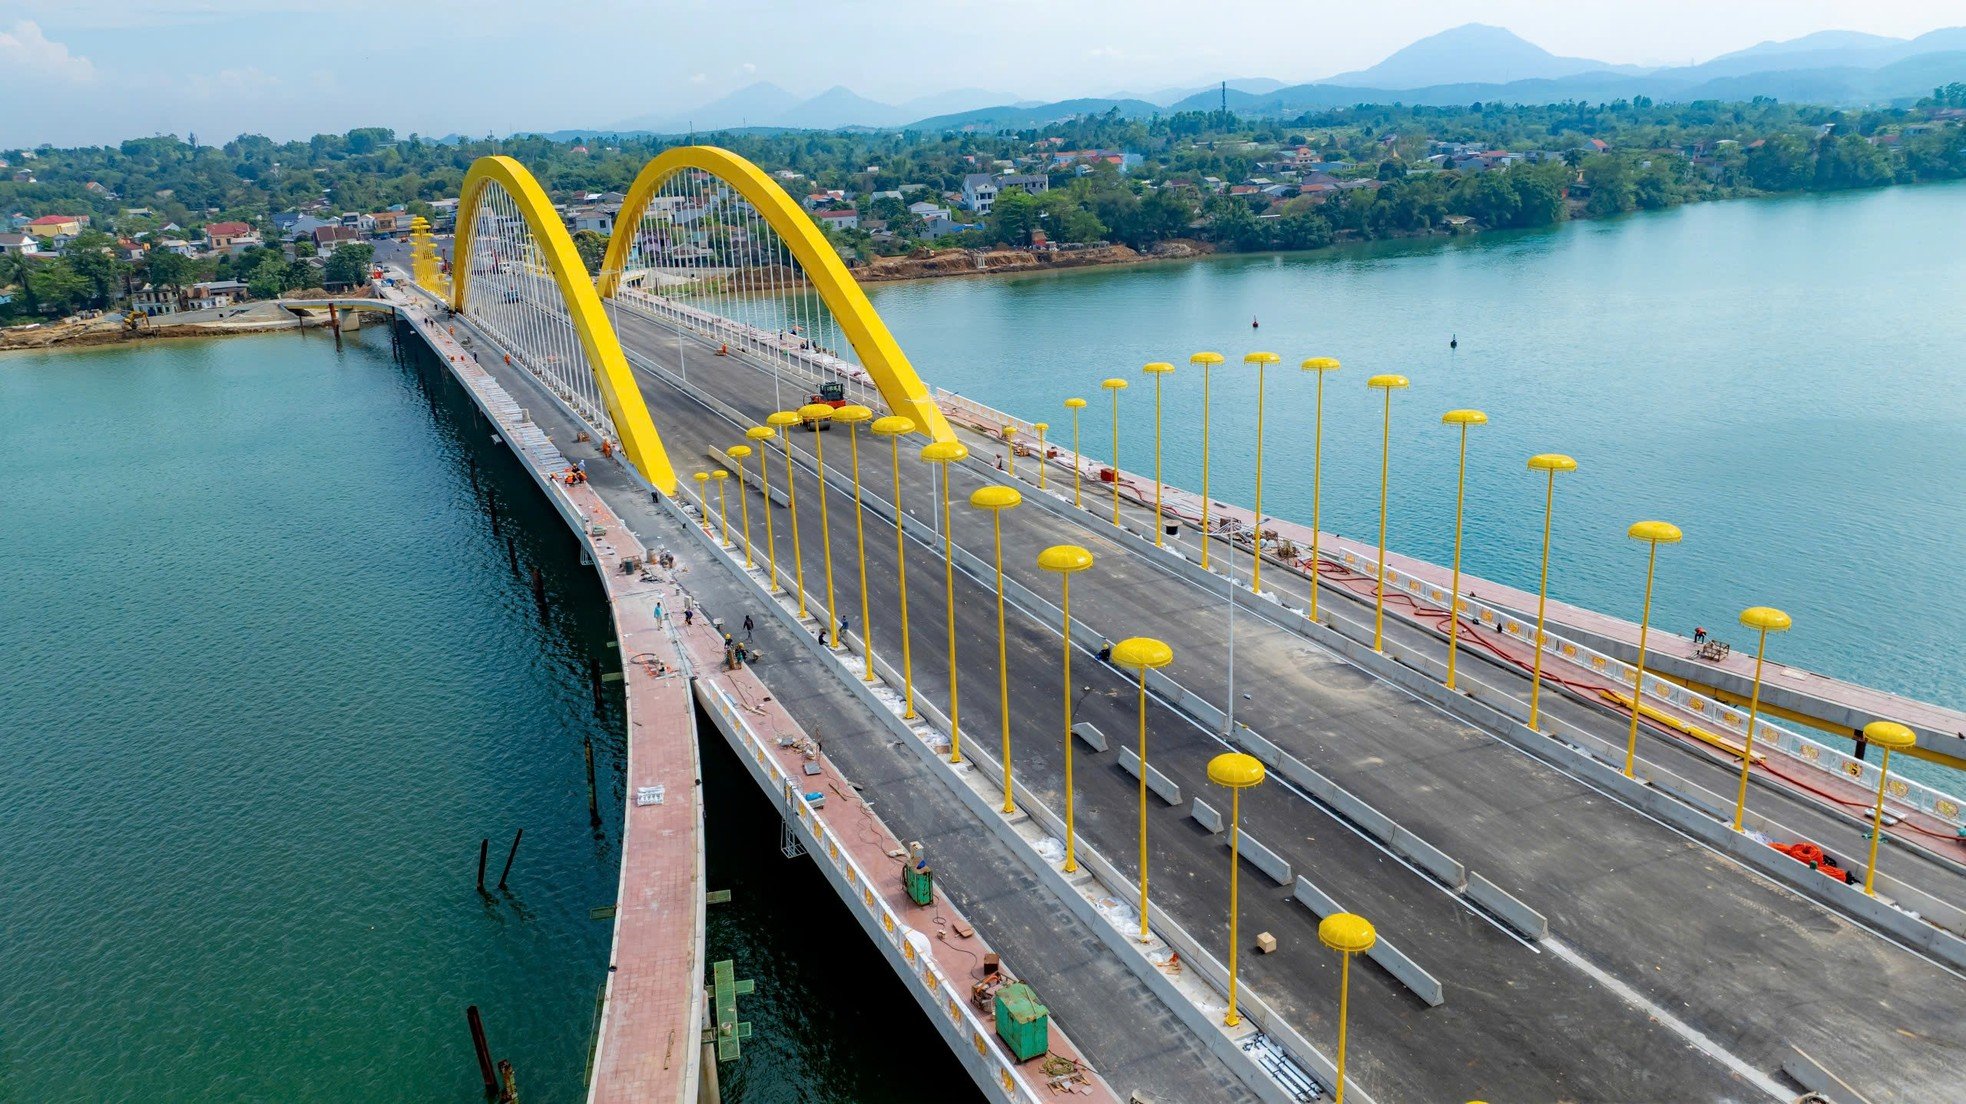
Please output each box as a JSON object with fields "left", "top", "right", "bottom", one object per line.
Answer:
{"left": 856, "top": 239, "right": 1213, "bottom": 282}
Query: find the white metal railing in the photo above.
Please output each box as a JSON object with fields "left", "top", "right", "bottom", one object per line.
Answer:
{"left": 613, "top": 288, "right": 887, "bottom": 410}
{"left": 931, "top": 387, "right": 1965, "bottom": 831}
{"left": 699, "top": 679, "right": 1049, "bottom": 1104}
{"left": 1327, "top": 549, "right": 1962, "bottom": 829}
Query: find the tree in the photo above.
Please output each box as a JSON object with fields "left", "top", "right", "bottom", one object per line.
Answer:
{"left": 142, "top": 249, "right": 192, "bottom": 299}
{"left": 65, "top": 229, "right": 123, "bottom": 307}
{"left": 322, "top": 243, "right": 375, "bottom": 288}
{"left": 571, "top": 229, "right": 607, "bottom": 275}
{"left": 1744, "top": 135, "right": 1812, "bottom": 191}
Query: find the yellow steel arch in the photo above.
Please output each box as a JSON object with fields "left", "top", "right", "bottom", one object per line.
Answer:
{"left": 451, "top": 155, "right": 679, "bottom": 494}
{"left": 598, "top": 145, "right": 954, "bottom": 443}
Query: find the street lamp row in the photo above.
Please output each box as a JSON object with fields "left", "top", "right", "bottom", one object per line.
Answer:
{"left": 1039, "top": 352, "right": 1920, "bottom": 896}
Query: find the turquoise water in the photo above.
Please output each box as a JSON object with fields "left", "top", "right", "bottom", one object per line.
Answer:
{"left": 866, "top": 183, "right": 1966, "bottom": 782}
{"left": 0, "top": 332, "right": 970, "bottom": 1102}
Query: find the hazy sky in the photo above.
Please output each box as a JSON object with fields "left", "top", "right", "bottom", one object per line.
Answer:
{"left": 3, "top": 0, "right": 1963, "bottom": 148}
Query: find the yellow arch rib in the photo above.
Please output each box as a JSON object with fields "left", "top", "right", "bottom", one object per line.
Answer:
{"left": 598, "top": 145, "right": 954, "bottom": 444}
{"left": 451, "top": 155, "right": 678, "bottom": 494}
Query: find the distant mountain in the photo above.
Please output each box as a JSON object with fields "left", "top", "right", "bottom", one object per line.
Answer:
{"left": 584, "top": 24, "right": 1966, "bottom": 141}
{"left": 907, "top": 98, "right": 1164, "bottom": 132}
{"left": 1319, "top": 24, "right": 1650, "bottom": 88}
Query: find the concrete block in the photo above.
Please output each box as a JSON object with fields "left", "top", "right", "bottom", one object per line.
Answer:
{"left": 1255, "top": 932, "right": 1277, "bottom": 954}
{"left": 1071, "top": 721, "right": 1107, "bottom": 752}
{"left": 1324, "top": 785, "right": 1398, "bottom": 844}
{"left": 1368, "top": 937, "right": 1445, "bottom": 1008}
{"left": 1292, "top": 876, "right": 1341, "bottom": 919}
{"left": 1391, "top": 826, "right": 1467, "bottom": 890}
{"left": 1291, "top": 876, "right": 1443, "bottom": 1007}
{"left": 1117, "top": 747, "right": 1183, "bottom": 805}
{"left": 1191, "top": 798, "right": 1223, "bottom": 834}
{"left": 1465, "top": 872, "right": 1548, "bottom": 941}
{"left": 1235, "top": 831, "right": 1293, "bottom": 886}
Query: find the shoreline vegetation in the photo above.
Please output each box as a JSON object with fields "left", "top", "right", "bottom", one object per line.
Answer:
{"left": 5, "top": 90, "right": 1965, "bottom": 336}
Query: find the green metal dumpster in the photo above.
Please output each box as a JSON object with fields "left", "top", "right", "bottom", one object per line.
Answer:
{"left": 992, "top": 982, "right": 1049, "bottom": 1062}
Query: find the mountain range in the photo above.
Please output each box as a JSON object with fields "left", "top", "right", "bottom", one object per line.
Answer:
{"left": 591, "top": 24, "right": 1966, "bottom": 137}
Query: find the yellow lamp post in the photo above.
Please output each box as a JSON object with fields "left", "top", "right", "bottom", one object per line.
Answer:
{"left": 1039, "top": 544, "right": 1095, "bottom": 872}
{"left": 921, "top": 439, "right": 970, "bottom": 763}
{"left": 1732, "top": 606, "right": 1793, "bottom": 830}
{"left": 1318, "top": 913, "right": 1378, "bottom": 1104}
{"left": 1032, "top": 422, "right": 1050, "bottom": 489}
{"left": 1207, "top": 751, "right": 1265, "bottom": 1027}
{"left": 1002, "top": 425, "right": 1017, "bottom": 479}
{"left": 744, "top": 426, "right": 779, "bottom": 591}
{"left": 834, "top": 405, "right": 875, "bottom": 679}
{"left": 872, "top": 416, "right": 918, "bottom": 717}
{"left": 766, "top": 410, "right": 807, "bottom": 617}
{"left": 798, "top": 403, "right": 841, "bottom": 648}
{"left": 1064, "top": 397, "right": 1088, "bottom": 507}
{"left": 1439, "top": 410, "right": 1488, "bottom": 688}
{"left": 1859, "top": 720, "right": 1918, "bottom": 895}
{"left": 692, "top": 472, "right": 711, "bottom": 533}
{"left": 970, "top": 485, "right": 1024, "bottom": 813}
{"left": 1525, "top": 452, "right": 1577, "bottom": 726}
{"left": 1100, "top": 377, "right": 1129, "bottom": 527}
{"left": 1301, "top": 358, "right": 1342, "bottom": 620}
{"left": 724, "top": 445, "right": 755, "bottom": 568}
{"left": 1190, "top": 351, "right": 1225, "bottom": 570}
{"left": 711, "top": 469, "right": 732, "bottom": 547}
{"left": 1622, "top": 520, "right": 1683, "bottom": 778}
{"left": 1366, "top": 374, "right": 1410, "bottom": 651}
{"left": 1243, "top": 352, "right": 1280, "bottom": 594}
{"left": 1142, "top": 362, "right": 1175, "bottom": 546}
{"left": 1112, "top": 636, "right": 1174, "bottom": 942}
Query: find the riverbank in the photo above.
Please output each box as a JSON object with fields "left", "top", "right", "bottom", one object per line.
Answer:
{"left": 854, "top": 238, "right": 1213, "bottom": 282}
{"left": 0, "top": 294, "right": 369, "bottom": 353}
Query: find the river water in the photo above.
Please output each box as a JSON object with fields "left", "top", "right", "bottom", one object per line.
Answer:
{"left": 0, "top": 331, "right": 968, "bottom": 1102}
{"left": 866, "top": 182, "right": 1966, "bottom": 785}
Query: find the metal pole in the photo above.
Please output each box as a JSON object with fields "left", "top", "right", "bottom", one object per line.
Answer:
{"left": 1152, "top": 372, "right": 1165, "bottom": 546}
{"left": 814, "top": 425, "right": 838, "bottom": 647}
{"left": 940, "top": 460, "right": 959, "bottom": 762}
{"left": 1529, "top": 467, "right": 1557, "bottom": 726}
{"left": 850, "top": 424, "right": 873, "bottom": 681}
{"left": 890, "top": 434, "right": 915, "bottom": 718}
{"left": 1734, "top": 626, "right": 1771, "bottom": 830}
{"left": 781, "top": 427, "right": 807, "bottom": 618}
{"left": 1201, "top": 360, "right": 1212, "bottom": 570}
{"left": 1334, "top": 952, "right": 1353, "bottom": 1104}
{"left": 1137, "top": 664, "right": 1150, "bottom": 942}
{"left": 1373, "top": 386, "right": 1392, "bottom": 651}
{"left": 1624, "top": 543, "right": 1660, "bottom": 778}
{"left": 1226, "top": 785, "right": 1242, "bottom": 1026}
{"left": 1109, "top": 386, "right": 1123, "bottom": 527}
{"left": 1447, "top": 425, "right": 1470, "bottom": 688}
{"left": 1865, "top": 748, "right": 1895, "bottom": 896}
{"left": 1062, "top": 573, "right": 1077, "bottom": 873}
{"left": 757, "top": 442, "right": 779, "bottom": 591}
{"left": 1309, "top": 367, "right": 1324, "bottom": 618}
{"left": 994, "top": 513, "right": 1012, "bottom": 812}
{"left": 1252, "top": 360, "right": 1265, "bottom": 594}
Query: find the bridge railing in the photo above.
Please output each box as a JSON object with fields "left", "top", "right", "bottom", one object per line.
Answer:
{"left": 928, "top": 386, "right": 1966, "bottom": 831}
{"left": 1327, "top": 545, "right": 1964, "bottom": 829}
{"left": 697, "top": 679, "right": 1052, "bottom": 1104}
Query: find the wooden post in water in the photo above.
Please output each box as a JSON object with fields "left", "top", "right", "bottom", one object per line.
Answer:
{"left": 476, "top": 838, "right": 489, "bottom": 892}
{"left": 465, "top": 1005, "right": 497, "bottom": 1096}
{"left": 496, "top": 1058, "right": 518, "bottom": 1103}
{"left": 587, "top": 656, "right": 605, "bottom": 715}
{"left": 497, "top": 828, "right": 524, "bottom": 890}
{"left": 504, "top": 536, "right": 519, "bottom": 577}
{"left": 329, "top": 303, "right": 341, "bottom": 348}
{"left": 529, "top": 566, "right": 547, "bottom": 618}
{"left": 584, "top": 736, "right": 601, "bottom": 828}
{"left": 487, "top": 495, "right": 501, "bottom": 536}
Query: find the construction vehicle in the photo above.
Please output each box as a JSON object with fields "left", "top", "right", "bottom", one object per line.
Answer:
{"left": 803, "top": 380, "right": 846, "bottom": 429}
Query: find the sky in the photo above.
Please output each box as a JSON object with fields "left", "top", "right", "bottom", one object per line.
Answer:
{"left": 2, "top": 0, "right": 1964, "bottom": 149}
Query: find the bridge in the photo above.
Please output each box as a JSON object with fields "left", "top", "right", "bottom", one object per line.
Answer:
{"left": 381, "top": 147, "right": 1965, "bottom": 1104}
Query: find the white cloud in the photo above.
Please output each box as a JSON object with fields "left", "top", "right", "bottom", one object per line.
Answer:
{"left": 0, "top": 20, "right": 95, "bottom": 83}
{"left": 186, "top": 67, "right": 281, "bottom": 98}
